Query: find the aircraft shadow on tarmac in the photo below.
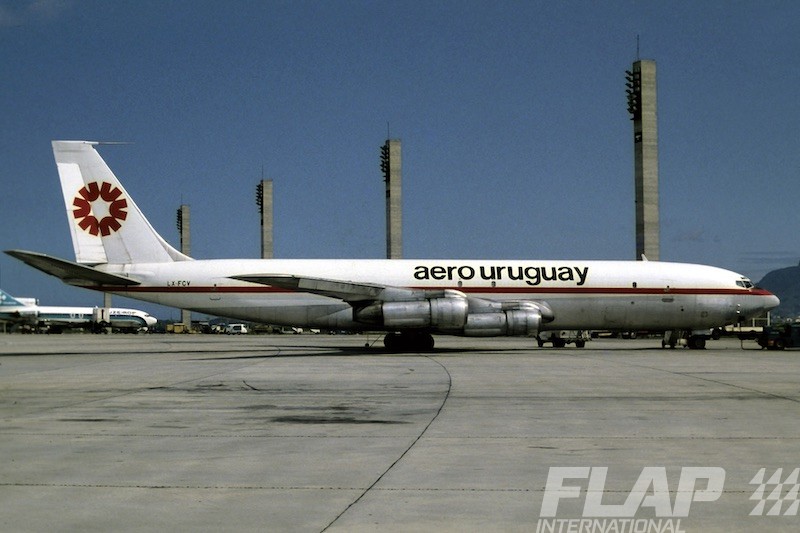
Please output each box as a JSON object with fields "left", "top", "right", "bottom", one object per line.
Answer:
{"left": 190, "top": 342, "right": 545, "bottom": 360}
{"left": 192, "top": 338, "right": 763, "bottom": 361}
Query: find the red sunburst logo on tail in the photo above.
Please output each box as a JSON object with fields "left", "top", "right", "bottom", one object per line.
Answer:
{"left": 72, "top": 181, "right": 128, "bottom": 236}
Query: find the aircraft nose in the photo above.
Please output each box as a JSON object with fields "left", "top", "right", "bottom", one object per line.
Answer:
{"left": 741, "top": 290, "right": 780, "bottom": 320}
{"left": 765, "top": 293, "right": 780, "bottom": 311}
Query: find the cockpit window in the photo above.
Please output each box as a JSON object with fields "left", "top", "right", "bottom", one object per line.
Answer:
{"left": 736, "top": 278, "right": 754, "bottom": 289}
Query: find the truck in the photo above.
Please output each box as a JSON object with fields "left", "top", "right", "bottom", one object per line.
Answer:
{"left": 537, "top": 330, "right": 589, "bottom": 348}
{"left": 757, "top": 323, "right": 800, "bottom": 350}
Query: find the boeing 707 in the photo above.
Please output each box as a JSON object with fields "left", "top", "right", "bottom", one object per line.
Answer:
{"left": 5, "top": 141, "right": 779, "bottom": 350}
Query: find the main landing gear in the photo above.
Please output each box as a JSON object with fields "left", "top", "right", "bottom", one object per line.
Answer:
{"left": 383, "top": 331, "right": 435, "bottom": 352}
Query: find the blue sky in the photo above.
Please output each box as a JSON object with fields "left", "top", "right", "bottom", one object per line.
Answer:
{"left": 1, "top": 1, "right": 798, "bottom": 318}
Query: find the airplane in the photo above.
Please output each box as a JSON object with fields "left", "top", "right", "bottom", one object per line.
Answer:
{"left": 4, "top": 140, "right": 779, "bottom": 350}
{"left": 0, "top": 288, "right": 157, "bottom": 333}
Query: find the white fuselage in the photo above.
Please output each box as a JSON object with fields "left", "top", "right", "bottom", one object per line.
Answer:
{"left": 95, "top": 258, "right": 777, "bottom": 332}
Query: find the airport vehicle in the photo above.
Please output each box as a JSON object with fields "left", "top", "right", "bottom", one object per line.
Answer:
{"left": 5, "top": 141, "right": 780, "bottom": 350}
{"left": 0, "top": 288, "right": 157, "bottom": 333}
{"left": 225, "top": 323, "right": 248, "bottom": 335}
{"left": 537, "top": 330, "right": 589, "bottom": 348}
{"left": 757, "top": 323, "right": 800, "bottom": 350}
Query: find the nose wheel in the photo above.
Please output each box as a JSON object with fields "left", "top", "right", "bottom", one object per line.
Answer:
{"left": 662, "top": 331, "right": 707, "bottom": 349}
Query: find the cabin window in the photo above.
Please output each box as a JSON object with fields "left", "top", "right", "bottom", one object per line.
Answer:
{"left": 632, "top": 282, "right": 637, "bottom": 288}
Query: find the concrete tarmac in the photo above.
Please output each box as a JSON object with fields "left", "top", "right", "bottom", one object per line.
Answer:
{"left": 1, "top": 334, "right": 799, "bottom": 532}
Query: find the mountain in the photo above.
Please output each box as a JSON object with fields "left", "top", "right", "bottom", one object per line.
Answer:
{"left": 757, "top": 263, "right": 800, "bottom": 319}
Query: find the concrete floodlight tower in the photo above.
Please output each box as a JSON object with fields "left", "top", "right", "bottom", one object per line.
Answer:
{"left": 626, "top": 59, "right": 660, "bottom": 261}
{"left": 256, "top": 178, "right": 274, "bottom": 259}
{"left": 176, "top": 205, "right": 191, "bottom": 328}
{"left": 381, "top": 139, "right": 402, "bottom": 259}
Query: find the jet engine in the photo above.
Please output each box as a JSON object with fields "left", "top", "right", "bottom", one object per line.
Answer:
{"left": 355, "top": 292, "right": 468, "bottom": 330}
{"left": 354, "top": 290, "right": 548, "bottom": 338}
{"left": 462, "top": 306, "right": 542, "bottom": 337}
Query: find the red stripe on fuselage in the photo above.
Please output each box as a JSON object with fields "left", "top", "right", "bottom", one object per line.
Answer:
{"left": 94, "top": 285, "right": 772, "bottom": 297}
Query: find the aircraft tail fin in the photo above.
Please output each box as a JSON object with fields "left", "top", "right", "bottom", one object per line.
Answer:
{"left": 52, "top": 141, "right": 191, "bottom": 265}
{"left": 0, "top": 289, "right": 25, "bottom": 307}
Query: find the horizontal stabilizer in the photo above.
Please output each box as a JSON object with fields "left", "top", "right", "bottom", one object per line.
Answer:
{"left": 4, "top": 250, "right": 140, "bottom": 287}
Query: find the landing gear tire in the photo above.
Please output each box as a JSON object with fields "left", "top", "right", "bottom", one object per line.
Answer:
{"left": 687, "top": 336, "right": 706, "bottom": 350}
{"left": 383, "top": 332, "right": 435, "bottom": 352}
{"left": 384, "top": 332, "right": 401, "bottom": 351}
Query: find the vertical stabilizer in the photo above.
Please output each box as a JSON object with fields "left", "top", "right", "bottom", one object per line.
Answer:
{"left": 0, "top": 289, "right": 24, "bottom": 307}
{"left": 53, "top": 141, "right": 191, "bottom": 265}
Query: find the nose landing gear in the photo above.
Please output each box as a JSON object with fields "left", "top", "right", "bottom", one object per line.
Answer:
{"left": 662, "top": 330, "right": 708, "bottom": 349}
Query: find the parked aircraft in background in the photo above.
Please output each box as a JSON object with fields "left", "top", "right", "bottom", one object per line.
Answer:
{"left": 5, "top": 141, "right": 779, "bottom": 349}
{"left": 0, "top": 288, "right": 156, "bottom": 333}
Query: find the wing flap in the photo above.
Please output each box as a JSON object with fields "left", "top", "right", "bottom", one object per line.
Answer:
{"left": 230, "top": 274, "right": 446, "bottom": 303}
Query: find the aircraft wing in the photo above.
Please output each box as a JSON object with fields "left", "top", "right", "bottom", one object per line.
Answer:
{"left": 230, "top": 274, "right": 454, "bottom": 303}
{"left": 230, "top": 274, "right": 554, "bottom": 322}
{"left": 4, "top": 250, "right": 141, "bottom": 287}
